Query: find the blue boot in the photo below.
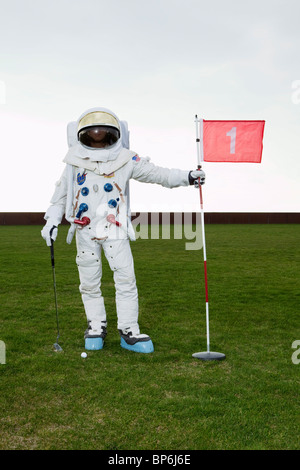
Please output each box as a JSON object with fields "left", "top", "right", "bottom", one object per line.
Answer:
{"left": 84, "top": 322, "right": 107, "bottom": 351}
{"left": 85, "top": 337, "right": 104, "bottom": 350}
{"left": 119, "top": 327, "right": 154, "bottom": 354}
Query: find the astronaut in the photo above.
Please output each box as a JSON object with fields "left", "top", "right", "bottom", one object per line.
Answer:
{"left": 41, "top": 107, "right": 205, "bottom": 353}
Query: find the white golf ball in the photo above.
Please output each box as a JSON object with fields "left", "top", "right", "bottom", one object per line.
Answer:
{"left": 81, "top": 352, "right": 87, "bottom": 358}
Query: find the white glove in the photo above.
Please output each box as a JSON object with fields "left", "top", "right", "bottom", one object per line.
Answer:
{"left": 189, "top": 169, "right": 206, "bottom": 186}
{"left": 41, "top": 220, "right": 58, "bottom": 246}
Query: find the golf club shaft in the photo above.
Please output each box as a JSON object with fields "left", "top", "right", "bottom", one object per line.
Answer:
{"left": 50, "top": 241, "right": 60, "bottom": 342}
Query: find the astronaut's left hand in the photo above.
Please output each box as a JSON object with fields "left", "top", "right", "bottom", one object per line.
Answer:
{"left": 189, "top": 169, "right": 206, "bottom": 186}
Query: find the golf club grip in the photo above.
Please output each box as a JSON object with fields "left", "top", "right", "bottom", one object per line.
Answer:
{"left": 49, "top": 225, "right": 57, "bottom": 267}
{"left": 50, "top": 241, "right": 55, "bottom": 268}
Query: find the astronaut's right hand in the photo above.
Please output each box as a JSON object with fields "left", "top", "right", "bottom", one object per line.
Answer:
{"left": 41, "top": 221, "right": 58, "bottom": 246}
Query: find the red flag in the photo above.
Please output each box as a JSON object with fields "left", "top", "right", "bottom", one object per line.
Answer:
{"left": 202, "top": 120, "right": 265, "bottom": 163}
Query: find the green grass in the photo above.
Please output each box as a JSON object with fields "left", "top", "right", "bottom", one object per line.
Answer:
{"left": 0, "top": 224, "right": 299, "bottom": 450}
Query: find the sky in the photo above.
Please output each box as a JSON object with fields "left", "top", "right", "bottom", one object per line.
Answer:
{"left": 0, "top": 0, "right": 299, "bottom": 213}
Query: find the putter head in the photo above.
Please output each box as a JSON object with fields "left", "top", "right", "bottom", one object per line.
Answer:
{"left": 53, "top": 342, "right": 63, "bottom": 352}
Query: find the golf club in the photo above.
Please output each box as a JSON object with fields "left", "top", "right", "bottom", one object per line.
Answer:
{"left": 50, "top": 226, "right": 63, "bottom": 352}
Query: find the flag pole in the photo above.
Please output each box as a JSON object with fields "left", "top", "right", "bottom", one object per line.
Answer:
{"left": 192, "top": 115, "right": 225, "bottom": 361}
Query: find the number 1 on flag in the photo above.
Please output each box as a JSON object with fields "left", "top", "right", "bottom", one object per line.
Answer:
{"left": 226, "top": 126, "right": 237, "bottom": 154}
{"left": 201, "top": 120, "right": 265, "bottom": 163}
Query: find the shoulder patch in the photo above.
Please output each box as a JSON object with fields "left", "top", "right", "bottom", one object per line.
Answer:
{"left": 132, "top": 155, "right": 141, "bottom": 162}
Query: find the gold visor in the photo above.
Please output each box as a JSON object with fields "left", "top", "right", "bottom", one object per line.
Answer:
{"left": 78, "top": 111, "right": 120, "bottom": 133}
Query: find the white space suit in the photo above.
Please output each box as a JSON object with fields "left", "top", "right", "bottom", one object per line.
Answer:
{"left": 42, "top": 107, "right": 205, "bottom": 353}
